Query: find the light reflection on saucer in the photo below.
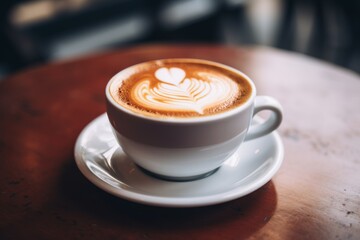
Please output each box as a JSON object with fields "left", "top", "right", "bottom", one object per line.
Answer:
{"left": 75, "top": 113, "right": 284, "bottom": 207}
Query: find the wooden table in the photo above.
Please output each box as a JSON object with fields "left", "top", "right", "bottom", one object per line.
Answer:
{"left": 1, "top": 45, "right": 359, "bottom": 239}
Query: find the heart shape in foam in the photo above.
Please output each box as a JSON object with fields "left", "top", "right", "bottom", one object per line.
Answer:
{"left": 131, "top": 67, "right": 239, "bottom": 115}
{"left": 155, "top": 67, "right": 186, "bottom": 85}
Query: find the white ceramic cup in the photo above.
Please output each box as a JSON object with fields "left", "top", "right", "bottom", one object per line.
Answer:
{"left": 106, "top": 59, "right": 282, "bottom": 181}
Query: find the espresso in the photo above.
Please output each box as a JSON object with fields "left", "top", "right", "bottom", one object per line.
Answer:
{"left": 109, "top": 59, "right": 252, "bottom": 118}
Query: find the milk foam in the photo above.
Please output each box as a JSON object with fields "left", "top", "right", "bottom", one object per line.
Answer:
{"left": 130, "top": 67, "right": 239, "bottom": 114}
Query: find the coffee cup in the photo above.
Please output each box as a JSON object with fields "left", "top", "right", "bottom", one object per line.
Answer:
{"left": 106, "top": 59, "right": 282, "bottom": 181}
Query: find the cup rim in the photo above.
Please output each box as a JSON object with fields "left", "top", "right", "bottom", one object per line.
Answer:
{"left": 105, "top": 58, "right": 256, "bottom": 124}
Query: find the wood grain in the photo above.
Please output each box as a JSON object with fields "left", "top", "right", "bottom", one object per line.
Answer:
{"left": 1, "top": 45, "right": 359, "bottom": 240}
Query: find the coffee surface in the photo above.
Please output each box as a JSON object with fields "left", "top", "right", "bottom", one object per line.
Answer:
{"left": 110, "top": 60, "right": 252, "bottom": 118}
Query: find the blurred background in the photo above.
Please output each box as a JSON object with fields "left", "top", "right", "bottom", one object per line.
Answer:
{"left": 0, "top": 0, "right": 359, "bottom": 79}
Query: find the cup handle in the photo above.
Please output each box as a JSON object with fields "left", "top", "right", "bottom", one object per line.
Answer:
{"left": 245, "top": 96, "right": 283, "bottom": 141}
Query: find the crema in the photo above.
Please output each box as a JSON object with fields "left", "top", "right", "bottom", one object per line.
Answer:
{"left": 110, "top": 59, "right": 252, "bottom": 118}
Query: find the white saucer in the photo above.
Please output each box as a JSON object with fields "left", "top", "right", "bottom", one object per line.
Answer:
{"left": 74, "top": 113, "right": 284, "bottom": 208}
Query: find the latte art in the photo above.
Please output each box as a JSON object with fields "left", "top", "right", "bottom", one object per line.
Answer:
{"left": 110, "top": 59, "right": 252, "bottom": 118}
{"left": 131, "top": 67, "right": 238, "bottom": 114}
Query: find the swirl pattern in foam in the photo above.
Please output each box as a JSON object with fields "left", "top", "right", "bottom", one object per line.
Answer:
{"left": 111, "top": 60, "right": 252, "bottom": 118}
{"left": 131, "top": 67, "right": 238, "bottom": 114}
